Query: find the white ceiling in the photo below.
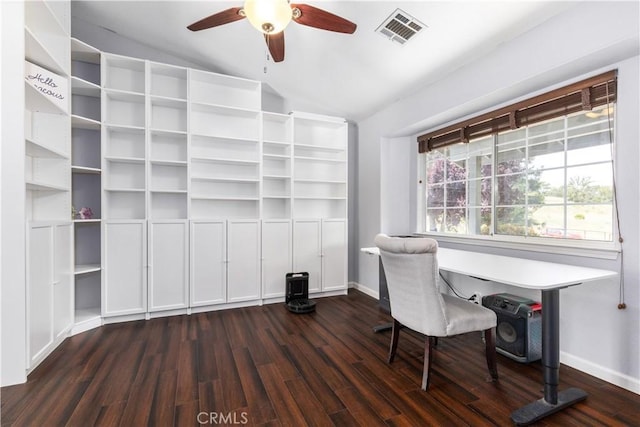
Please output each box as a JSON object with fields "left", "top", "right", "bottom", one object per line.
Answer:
{"left": 71, "top": 1, "right": 575, "bottom": 122}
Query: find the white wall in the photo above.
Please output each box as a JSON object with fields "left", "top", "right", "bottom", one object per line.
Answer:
{"left": 355, "top": 1, "right": 640, "bottom": 392}
{"left": 72, "top": 17, "right": 210, "bottom": 70}
{"left": 1, "top": 0, "right": 27, "bottom": 386}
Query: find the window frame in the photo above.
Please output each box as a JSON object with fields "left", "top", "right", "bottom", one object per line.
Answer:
{"left": 417, "top": 106, "right": 620, "bottom": 260}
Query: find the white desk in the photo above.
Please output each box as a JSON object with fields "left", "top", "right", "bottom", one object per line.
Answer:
{"left": 361, "top": 246, "right": 617, "bottom": 425}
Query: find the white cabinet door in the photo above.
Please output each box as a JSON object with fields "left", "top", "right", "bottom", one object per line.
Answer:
{"left": 262, "top": 220, "right": 292, "bottom": 298}
{"left": 293, "top": 219, "right": 322, "bottom": 293}
{"left": 148, "top": 220, "right": 188, "bottom": 312}
{"left": 321, "top": 219, "right": 347, "bottom": 291}
{"left": 228, "top": 220, "right": 261, "bottom": 302}
{"left": 53, "top": 223, "right": 73, "bottom": 339}
{"left": 103, "top": 220, "right": 147, "bottom": 317}
{"left": 190, "top": 220, "right": 226, "bottom": 306}
{"left": 27, "top": 224, "right": 54, "bottom": 366}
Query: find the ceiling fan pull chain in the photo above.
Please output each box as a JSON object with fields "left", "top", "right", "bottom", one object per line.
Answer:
{"left": 264, "top": 34, "right": 270, "bottom": 73}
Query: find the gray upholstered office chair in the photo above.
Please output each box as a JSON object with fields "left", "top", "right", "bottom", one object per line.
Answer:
{"left": 374, "top": 234, "right": 498, "bottom": 390}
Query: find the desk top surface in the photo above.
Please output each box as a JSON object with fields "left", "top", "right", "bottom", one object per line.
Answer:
{"left": 361, "top": 246, "right": 617, "bottom": 290}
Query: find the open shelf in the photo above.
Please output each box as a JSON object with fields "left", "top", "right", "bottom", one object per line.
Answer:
{"left": 26, "top": 180, "right": 68, "bottom": 192}
{"left": 25, "top": 81, "right": 68, "bottom": 115}
{"left": 190, "top": 69, "right": 260, "bottom": 110}
{"left": 26, "top": 137, "right": 68, "bottom": 159}
{"left": 74, "top": 219, "right": 101, "bottom": 224}
{"left": 103, "top": 54, "right": 145, "bottom": 94}
{"left": 104, "top": 125, "right": 145, "bottom": 158}
{"left": 150, "top": 192, "right": 188, "bottom": 219}
{"left": 263, "top": 112, "right": 292, "bottom": 143}
{"left": 75, "top": 264, "right": 101, "bottom": 275}
{"left": 24, "top": 27, "right": 68, "bottom": 78}
{"left": 150, "top": 62, "right": 188, "bottom": 100}
{"left": 191, "top": 199, "right": 259, "bottom": 220}
{"left": 104, "top": 90, "right": 145, "bottom": 128}
{"left": 71, "top": 76, "right": 100, "bottom": 97}
{"left": 72, "top": 165, "right": 101, "bottom": 174}
{"left": 71, "top": 114, "right": 100, "bottom": 130}
{"left": 190, "top": 104, "right": 260, "bottom": 141}
{"left": 150, "top": 96, "right": 187, "bottom": 133}
{"left": 293, "top": 115, "right": 347, "bottom": 150}
{"left": 71, "top": 37, "right": 100, "bottom": 64}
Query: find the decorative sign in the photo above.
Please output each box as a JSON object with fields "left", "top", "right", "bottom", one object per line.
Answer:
{"left": 24, "top": 61, "right": 68, "bottom": 113}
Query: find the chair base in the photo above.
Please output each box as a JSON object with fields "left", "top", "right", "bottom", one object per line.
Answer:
{"left": 387, "top": 319, "right": 498, "bottom": 391}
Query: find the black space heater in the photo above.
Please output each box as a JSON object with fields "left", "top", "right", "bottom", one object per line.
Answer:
{"left": 285, "top": 272, "right": 316, "bottom": 314}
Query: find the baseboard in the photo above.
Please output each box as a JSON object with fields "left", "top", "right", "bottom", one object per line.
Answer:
{"left": 349, "top": 281, "right": 379, "bottom": 300}
{"left": 561, "top": 351, "right": 640, "bottom": 395}
{"left": 71, "top": 316, "right": 102, "bottom": 336}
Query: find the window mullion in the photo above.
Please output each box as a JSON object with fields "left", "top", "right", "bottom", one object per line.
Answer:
{"left": 525, "top": 127, "right": 530, "bottom": 236}
{"left": 564, "top": 116, "right": 569, "bottom": 238}
{"left": 491, "top": 135, "right": 497, "bottom": 236}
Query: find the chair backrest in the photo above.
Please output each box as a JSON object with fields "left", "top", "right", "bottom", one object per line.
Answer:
{"left": 374, "top": 234, "right": 448, "bottom": 336}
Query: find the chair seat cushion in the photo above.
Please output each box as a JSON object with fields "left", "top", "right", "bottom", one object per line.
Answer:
{"left": 442, "top": 294, "right": 497, "bottom": 336}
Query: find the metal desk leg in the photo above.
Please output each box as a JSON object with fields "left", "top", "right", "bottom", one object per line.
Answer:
{"left": 510, "top": 288, "right": 587, "bottom": 426}
{"left": 373, "top": 258, "right": 393, "bottom": 333}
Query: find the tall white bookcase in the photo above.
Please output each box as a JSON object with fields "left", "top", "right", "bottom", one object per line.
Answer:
{"left": 24, "top": 0, "right": 73, "bottom": 371}
{"left": 70, "top": 37, "right": 102, "bottom": 333}
{"left": 291, "top": 113, "right": 348, "bottom": 295}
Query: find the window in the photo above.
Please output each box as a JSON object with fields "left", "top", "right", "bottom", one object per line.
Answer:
{"left": 423, "top": 103, "right": 615, "bottom": 243}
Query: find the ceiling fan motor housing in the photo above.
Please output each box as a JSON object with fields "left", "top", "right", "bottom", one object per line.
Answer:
{"left": 243, "top": 0, "right": 293, "bottom": 34}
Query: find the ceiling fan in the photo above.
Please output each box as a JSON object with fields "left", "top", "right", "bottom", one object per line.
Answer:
{"left": 187, "top": 0, "right": 357, "bottom": 63}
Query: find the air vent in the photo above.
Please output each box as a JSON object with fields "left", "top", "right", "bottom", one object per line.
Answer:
{"left": 376, "top": 9, "right": 426, "bottom": 45}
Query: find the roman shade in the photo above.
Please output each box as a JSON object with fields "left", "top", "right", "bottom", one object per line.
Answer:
{"left": 417, "top": 70, "right": 617, "bottom": 153}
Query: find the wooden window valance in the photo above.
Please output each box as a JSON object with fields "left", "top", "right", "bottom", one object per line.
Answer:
{"left": 417, "top": 70, "right": 617, "bottom": 153}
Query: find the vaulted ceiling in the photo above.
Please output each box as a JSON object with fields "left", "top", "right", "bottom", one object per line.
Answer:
{"left": 71, "top": 1, "right": 575, "bottom": 122}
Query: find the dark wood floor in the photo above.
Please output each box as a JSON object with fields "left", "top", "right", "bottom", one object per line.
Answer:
{"left": 2, "top": 290, "right": 639, "bottom": 426}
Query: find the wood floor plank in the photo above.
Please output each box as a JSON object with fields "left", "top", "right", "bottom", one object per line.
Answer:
{"left": 176, "top": 340, "right": 198, "bottom": 403}
{"left": 321, "top": 344, "right": 400, "bottom": 420}
{"left": 118, "top": 354, "right": 161, "bottom": 426}
{"left": 197, "top": 380, "right": 226, "bottom": 417}
{"left": 94, "top": 401, "right": 126, "bottom": 427}
{"left": 340, "top": 330, "right": 416, "bottom": 392}
{"left": 223, "top": 309, "right": 253, "bottom": 350}
{"left": 196, "top": 331, "right": 219, "bottom": 382}
{"left": 333, "top": 387, "right": 388, "bottom": 427}
{"left": 214, "top": 339, "right": 247, "bottom": 412}
{"left": 256, "top": 363, "right": 308, "bottom": 426}
{"left": 284, "top": 377, "right": 335, "bottom": 427}
{"left": 174, "top": 400, "right": 199, "bottom": 427}
{"left": 281, "top": 333, "right": 347, "bottom": 414}
{"left": 328, "top": 408, "right": 359, "bottom": 426}
{"left": 148, "top": 369, "right": 178, "bottom": 426}
{"left": 232, "top": 346, "right": 277, "bottom": 424}
{"left": 253, "top": 327, "right": 299, "bottom": 380}
{"left": 3, "top": 290, "right": 640, "bottom": 426}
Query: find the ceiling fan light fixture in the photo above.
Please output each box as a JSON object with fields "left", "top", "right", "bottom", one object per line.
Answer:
{"left": 243, "top": 0, "right": 292, "bottom": 34}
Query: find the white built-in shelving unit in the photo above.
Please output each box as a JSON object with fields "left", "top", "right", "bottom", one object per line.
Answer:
{"left": 291, "top": 113, "right": 348, "bottom": 294}
{"left": 24, "top": 0, "right": 74, "bottom": 371}
{"left": 70, "top": 37, "right": 102, "bottom": 333}
{"left": 19, "top": 0, "right": 348, "bottom": 379}
{"left": 38, "top": 38, "right": 348, "bottom": 326}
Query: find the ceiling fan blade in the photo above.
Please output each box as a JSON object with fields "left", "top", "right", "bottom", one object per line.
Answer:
{"left": 291, "top": 4, "right": 357, "bottom": 34}
{"left": 265, "top": 32, "right": 285, "bottom": 63}
{"left": 187, "top": 7, "right": 245, "bottom": 31}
